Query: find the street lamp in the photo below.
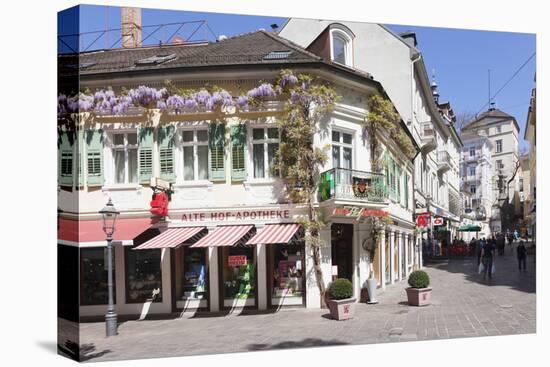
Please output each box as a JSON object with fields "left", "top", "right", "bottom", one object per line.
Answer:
{"left": 99, "top": 198, "right": 119, "bottom": 337}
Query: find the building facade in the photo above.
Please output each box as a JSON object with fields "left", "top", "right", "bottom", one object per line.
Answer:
{"left": 524, "top": 82, "right": 536, "bottom": 240}
{"left": 459, "top": 130, "right": 494, "bottom": 237}
{"left": 460, "top": 107, "right": 521, "bottom": 233}
{"left": 58, "top": 30, "right": 419, "bottom": 319}
{"left": 279, "top": 20, "right": 463, "bottom": 257}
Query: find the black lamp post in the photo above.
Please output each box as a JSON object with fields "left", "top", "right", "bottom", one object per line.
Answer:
{"left": 99, "top": 198, "right": 119, "bottom": 337}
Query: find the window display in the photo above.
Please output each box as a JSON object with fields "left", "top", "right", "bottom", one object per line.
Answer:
{"left": 222, "top": 246, "right": 255, "bottom": 299}
{"left": 271, "top": 244, "right": 304, "bottom": 301}
{"left": 181, "top": 247, "right": 208, "bottom": 300}
{"left": 80, "top": 247, "right": 115, "bottom": 305}
{"left": 125, "top": 248, "right": 163, "bottom": 303}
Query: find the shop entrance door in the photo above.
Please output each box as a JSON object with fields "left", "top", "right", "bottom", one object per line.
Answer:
{"left": 331, "top": 223, "right": 353, "bottom": 282}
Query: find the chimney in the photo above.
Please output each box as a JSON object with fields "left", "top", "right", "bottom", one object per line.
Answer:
{"left": 121, "top": 7, "right": 142, "bottom": 48}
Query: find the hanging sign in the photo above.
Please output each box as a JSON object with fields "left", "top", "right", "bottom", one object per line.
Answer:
{"left": 228, "top": 255, "right": 247, "bottom": 267}
{"left": 433, "top": 217, "right": 445, "bottom": 226}
{"left": 352, "top": 177, "right": 371, "bottom": 198}
{"left": 416, "top": 213, "right": 430, "bottom": 227}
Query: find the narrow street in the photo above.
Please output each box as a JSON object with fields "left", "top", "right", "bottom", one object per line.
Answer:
{"left": 69, "top": 243, "right": 536, "bottom": 362}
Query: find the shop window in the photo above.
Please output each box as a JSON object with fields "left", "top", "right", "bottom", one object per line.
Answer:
{"left": 221, "top": 246, "right": 255, "bottom": 299}
{"left": 271, "top": 243, "right": 304, "bottom": 303}
{"left": 252, "top": 127, "right": 280, "bottom": 179}
{"left": 181, "top": 129, "right": 209, "bottom": 181}
{"left": 80, "top": 247, "right": 115, "bottom": 306}
{"left": 180, "top": 247, "right": 208, "bottom": 300}
{"left": 125, "top": 248, "right": 163, "bottom": 303}
{"left": 112, "top": 132, "right": 138, "bottom": 184}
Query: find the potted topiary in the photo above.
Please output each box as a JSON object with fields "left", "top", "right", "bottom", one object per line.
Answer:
{"left": 327, "top": 278, "right": 356, "bottom": 320}
{"left": 406, "top": 270, "right": 432, "bottom": 306}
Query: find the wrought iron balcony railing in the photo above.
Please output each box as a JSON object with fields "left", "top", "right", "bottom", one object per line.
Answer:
{"left": 318, "top": 168, "right": 388, "bottom": 203}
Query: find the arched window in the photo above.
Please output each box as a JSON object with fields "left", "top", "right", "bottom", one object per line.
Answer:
{"left": 330, "top": 28, "right": 353, "bottom": 67}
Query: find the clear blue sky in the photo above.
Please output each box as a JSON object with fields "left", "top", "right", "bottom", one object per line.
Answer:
{"left": 59, "top": 5, "right": 536, "bottom": 149}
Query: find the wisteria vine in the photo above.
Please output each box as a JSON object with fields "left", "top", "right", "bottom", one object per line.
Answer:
{"left": 57, "top": 69, "right": 307, "bottom": 118}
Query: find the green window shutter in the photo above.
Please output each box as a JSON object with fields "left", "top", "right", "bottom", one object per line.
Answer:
{"left": 59, "top": 131, "right": 74, "bottom": 186}
{"left": 85, "top": 129, "right": 104, "bottom": 187}
{"left": 159, "top": 125, "right": 176, "bottom": 182}
{"left": 138, "top": 127, "right": 154, "bottom": 184}
{"left": 396, "top": 165, "right": 402, "bottom": 203}
{"left": 231, "top": 124, "right": 247, "bottom": 181}
{"left": 208, "top": 123, "right": 226, "bottom": 181}
{"left": 404, "top": 173, "right": 409, "bottom": 209}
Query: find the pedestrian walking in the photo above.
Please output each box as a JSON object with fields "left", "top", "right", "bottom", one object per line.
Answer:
{"left": 481, "top": 238, "right": 495, "bottom": 280}
{"left": 517, "top": 240, "right": 527, "bottom": 272}
{"left": 508, "top": 234, "right": 514, "bottom": 252}
{"left": 475, "top": 238, "right": 483, "bottom": 267}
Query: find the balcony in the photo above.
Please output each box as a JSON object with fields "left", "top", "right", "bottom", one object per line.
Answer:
{"left": 420, "top": 122, "right": 437, "bottom": 154}
{"left": 437, "top": 151, "right": 452, "bottom": 173}
{"left": 319, "top": 168, "right": 388, "bottom": 203}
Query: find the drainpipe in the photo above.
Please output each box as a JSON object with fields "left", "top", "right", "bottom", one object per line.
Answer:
{"left": 410, "top": 53, "right": 422, "bottom": 267}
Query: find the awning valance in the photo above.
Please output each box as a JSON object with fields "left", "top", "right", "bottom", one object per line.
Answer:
{"left": 134, "top": 227, "right": 206, "bottom": 250}
{"left": 246, "top": 224, "right": 300, "bottom": 245}
{"left": 190, "top": 225, "right": 255, "bottom": 248}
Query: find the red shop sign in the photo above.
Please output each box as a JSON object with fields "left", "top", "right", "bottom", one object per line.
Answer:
{"left": 416, "top": 214, "right": 430, "bottom": 227}
{"left": 228, "top": 255, "right": 247, "bottom": 267}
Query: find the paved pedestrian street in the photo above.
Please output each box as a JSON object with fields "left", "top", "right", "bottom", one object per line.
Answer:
{"left": 69, "top": 246, "right": 536, "bottom": 362}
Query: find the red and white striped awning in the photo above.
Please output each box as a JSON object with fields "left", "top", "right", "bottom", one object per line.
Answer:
{"left": 191, "top": 225, "right": 254, "bottom": 248}
{"left": 246, "top": 223, "right": 300, "bottom": 245}
{"left": 134, "top": 227, "right": 205, "bottom": 250}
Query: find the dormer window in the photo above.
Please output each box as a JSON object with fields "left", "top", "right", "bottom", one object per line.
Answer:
{"left": 330, "top": 28, "right": 353, "bottom": 67}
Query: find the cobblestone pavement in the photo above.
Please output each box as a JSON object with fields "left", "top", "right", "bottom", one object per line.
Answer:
{"left": 71, "top": 244, "right": 536, "bottom": 362}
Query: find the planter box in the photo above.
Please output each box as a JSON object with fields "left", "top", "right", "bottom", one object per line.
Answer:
{"left": 327, "top": 298, "right": 356, "bottom": 320}
{"left": 405, "top": 287, "right": 432, "bottom": 306}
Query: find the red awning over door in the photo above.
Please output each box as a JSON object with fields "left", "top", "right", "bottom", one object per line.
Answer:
{"left": 246, "top": 224, "right": 300, "bottom": 245}
{"left": 134, "top": 227, "right": 206, "bottom": 250}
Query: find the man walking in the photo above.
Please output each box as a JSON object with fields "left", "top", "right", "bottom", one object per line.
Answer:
{"left": 481, "top": 238, "right": 495, "bottom": 280}
{"left": 517, "top": 240, "right": 527, "bottom": 272}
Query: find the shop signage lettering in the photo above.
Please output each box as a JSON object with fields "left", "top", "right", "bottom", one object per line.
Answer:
{"left": 181, "top": 209, "right": 290, "bottom": 222}
{"left": 228, "top": 255, "right": 247, "bottom": 267}
{"left": 333, "top": 206, "right": 388, "bottom": 217}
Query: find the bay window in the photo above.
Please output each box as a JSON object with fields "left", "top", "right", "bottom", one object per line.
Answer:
{"left": 181, "top": 129, "right": 209, "bottom": 181}
{"left": 251, "top": 127, "right": 279, "bottom": 179}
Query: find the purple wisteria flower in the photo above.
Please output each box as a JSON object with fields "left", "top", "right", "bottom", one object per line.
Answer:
{"left": 236, "top": 95, "right": 249, "bottom": 111}
{"left": 128, "top": 86, "right": 164, "bottom": 108}
{"left": 166, "top": 95, "right": 185, "bottom": 113}
{"left": 280, "top": 73, "right": 298, "bottom": 89}
{"left": 247, "top": 83, "right": 277, "bottom": 99}
{"left": 112, "top": 96, "right": 132, "bottom": 115}
{"left": 78, "top": 94, "right": 94, "bottom": 112}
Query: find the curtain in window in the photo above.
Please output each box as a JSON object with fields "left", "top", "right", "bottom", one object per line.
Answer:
{"left": 183, "top": 146, "right": 194, "bottom": 180}
{"left": 197, "top": 145, "right": 208, "bottom": 180}
{"left": 115, "top": 150, "right": 125, "bottom": 184}
{"left": 253, "top": 144, "right": 265, "bottom": 178}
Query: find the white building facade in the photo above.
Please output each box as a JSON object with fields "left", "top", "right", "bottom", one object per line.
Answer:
{"left": 460, "top": 108, "right": 521, "bottom": 233}
{"left": 58, "top": 31, "right": 419, "bottom": 319}
{"left": 279, "top": 20, "right": 463, "bottom": 257}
